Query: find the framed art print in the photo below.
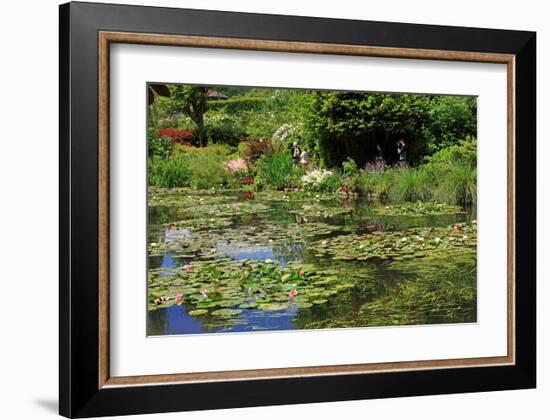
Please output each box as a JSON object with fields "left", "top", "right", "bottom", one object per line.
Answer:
{"left": 59, "top": 2, "right": 536, "bottom": 418}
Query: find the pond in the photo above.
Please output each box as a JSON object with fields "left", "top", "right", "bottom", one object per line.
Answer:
{"left": 147, "top": 190, "right": 477, "bottom": 335}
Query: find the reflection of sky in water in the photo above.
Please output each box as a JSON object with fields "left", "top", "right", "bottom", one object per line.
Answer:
{"left": 149, "top": 301, "right": 298, "bottom": 335}
{"left": 214, "top": 242, "right": 304, "bottom": 266}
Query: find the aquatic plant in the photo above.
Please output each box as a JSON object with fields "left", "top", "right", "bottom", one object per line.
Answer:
{"left": 360, "top": 253, "right": 476, "bottom": 325}
{"left": 148, "top": 259, "right": 358, "bottom": 315}
{"left": 373, "top": 201, "right": 464, "bottom": 216}
{"left": 312, "top": 222, "right": 476, "bottom": 261}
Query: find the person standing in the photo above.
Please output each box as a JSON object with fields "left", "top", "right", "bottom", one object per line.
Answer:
{"left": 375, "top": 143, "right": 385, "bottom": 169}
{"left": 397, "top": 139, "right": 407, "bottom": 167}
{"left": 291, "top": 142, "right": 301, "bottom": 167}
{"left": 299, "top": 148, "right": 308, "bottom": 171}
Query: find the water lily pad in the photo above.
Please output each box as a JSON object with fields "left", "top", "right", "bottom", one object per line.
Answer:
{"left": 188, "top": 309, "right": 208, "bottom": 316}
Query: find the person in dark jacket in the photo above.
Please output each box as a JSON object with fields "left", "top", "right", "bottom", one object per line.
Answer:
{"left": 397, "top": 139, "right": 408, "bottom": 167}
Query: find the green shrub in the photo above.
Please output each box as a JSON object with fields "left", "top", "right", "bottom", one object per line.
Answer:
{"left": 147, "top": 127, "right": 173, "bottom": 158}
{"left": 207, "top": 97, "right": 267, "bottom": 112}
{"left": 342, "top": 157, "right": 358, "bottom": 177}
{"left": 184, "top": 146, "right": 232, "bottom": 189}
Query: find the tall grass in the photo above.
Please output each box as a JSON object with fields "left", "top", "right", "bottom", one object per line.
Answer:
{"left": 390, "top": 167, "right": 432, "bottom": 202}
{"left": 255, "top": 151, "right": 294, "bottom": 189}
{"left": 148, "top": 156, "right": 191, "bottom": 188}
{"left": 355, "top": 170, "right": 394, "bottom": 197}
{"left": 433, "top": 164, "right": 477, "bottom": 206}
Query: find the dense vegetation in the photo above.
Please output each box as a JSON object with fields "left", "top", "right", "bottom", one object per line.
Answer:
{"left": 147, "top": 84, "right": 476, "bottom": 207}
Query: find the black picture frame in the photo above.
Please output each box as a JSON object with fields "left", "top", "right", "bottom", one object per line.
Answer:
{"left": 59, "top": 1, "right": 536, "bottom": 417}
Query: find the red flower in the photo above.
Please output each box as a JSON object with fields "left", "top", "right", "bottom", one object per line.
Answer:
{"left": 240, "top": 176, "right": 255, "bottom": 185}
{"left": 156, "top": 128, "right": 195, "bottom": 145}
{"left": 288, "top": 288, "right": 298, "bottom": 298}
{"left": 176, "top": 293, "right": 183, "bottom": 304}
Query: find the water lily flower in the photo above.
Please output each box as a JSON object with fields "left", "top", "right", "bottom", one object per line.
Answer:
{"left": 415, "top": 235, "right": 424, "bottom": 241}
{"left": 175, "top": 293, "right": 183, "bottom": 304}
{"left": 358, "top": 244, "right": 365, "bottom": 249}
{"left": 200, "top": 289, "right": 209, "bottom": 298}
{"left": 183, "top": 263, "right": 193, "bottom": 271}
{"left": 434, "top": 237, "right": 442, "bottom": 244}
{"left": 288, "top": 288, "right": 298, "bottom": 298}
{"left": 401, "top": 237, "right": 407, "bottom": 242}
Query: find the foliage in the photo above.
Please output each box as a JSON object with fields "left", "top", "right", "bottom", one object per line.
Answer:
{"left": 166, "top": 85, "right": 209, "bottom": 146}
{"left": 300, "top": 91, "right": 476, "bottom": 167}
{"left": 360, "top": 253, "right": 476, "bottom": 325}
{"left": 238, "top": 140, "right": 273, "bottom": 163}
{"left": 186, "top": 147, "right": 232, "bottom": 189}
{"left": 148, "top": 156, "right": 191, "bottom": 188}
{"left": 207, "top": 97, "right": 267, "bottom": 112}
{"left": 390, "top": 167, "right": 432, "bottom": 202}
{"left": 421, "top": 96, "right": 478, "bottom": 155}
{"left": 373, "top": 201, "right": 464, "bottom": 216}
{"left": 203, "top": 111, "right": 246, "bottom": 146}
{"left": 425, "top": 138, "right": 477, "bottom": 206}
{"left": 147, "top": 127, "right": 173, "bottom": 158}
{"left": 312, "top": 222, "right": 477, "bottom": 261}
{"left": 354, "top": 170, "right": 394, "bottom": 197}
{"left": 255, "top": 151, "right": 296, "bottom": 190}
{"left": 156, "top": 127, "right": 194, "bottom": 145}
{"left": 341, "top": 157, "right": 358, "bottom": 177}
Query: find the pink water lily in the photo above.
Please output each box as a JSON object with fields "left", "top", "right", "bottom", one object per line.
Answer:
{"left": 175, "top": 293, "right": 183, "bottom": 304}
{"left": 183, "top": 263, "right": 193, "bottom": 271}
{"left": 288, "top": 288, "right": 298, "bottom": 298}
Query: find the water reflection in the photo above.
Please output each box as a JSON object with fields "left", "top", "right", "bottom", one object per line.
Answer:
{"left": 147, "top": 194, "right": 476, "bottom": 335}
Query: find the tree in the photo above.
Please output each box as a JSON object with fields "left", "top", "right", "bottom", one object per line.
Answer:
{"left": 168, "top": 85, "right": 209, "bottom": 147}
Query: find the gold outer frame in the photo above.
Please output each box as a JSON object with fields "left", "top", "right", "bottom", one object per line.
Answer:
{"left": 98, "top": 31, "right": 515, "bottom": 388}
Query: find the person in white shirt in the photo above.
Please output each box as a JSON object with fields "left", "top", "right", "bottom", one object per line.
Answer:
{"left": 299, "top": 149, "right": 308, "bottom": 170}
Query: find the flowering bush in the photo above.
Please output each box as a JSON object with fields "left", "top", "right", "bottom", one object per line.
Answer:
{"left": 301, "top": 169, "right": 333, "bottom": 186}
{"left": 157, "top": 128, "right": 194, "bottom": 145}
{"left": 224, "top": 158, "right": 248, "bottom": 173}
{"left": 271, "top": 123, "right": 298, "bottom": 148}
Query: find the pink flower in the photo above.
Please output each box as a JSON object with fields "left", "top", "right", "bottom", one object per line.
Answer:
{"left": 175, "top": 293, "right": 183, "bottom": 304}
{"left": 225, "top": 158, "right": 248, "bottom": 173}
{"left": 288, "top": 288, "right": 298, "bottom": 298}
{"left": 183, "top": 263, "right": 193, "bottom": 271}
